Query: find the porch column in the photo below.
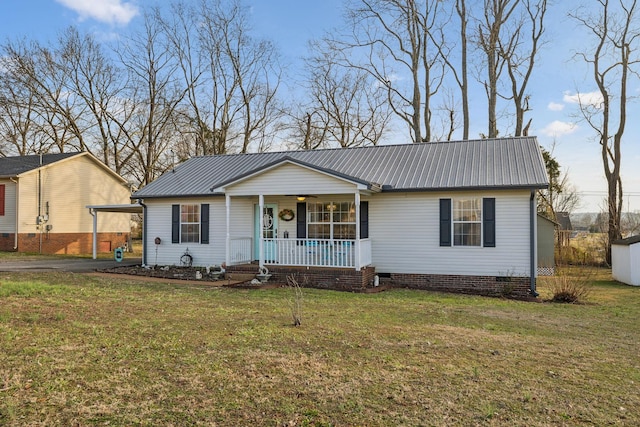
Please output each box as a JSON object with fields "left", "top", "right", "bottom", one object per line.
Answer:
{"left": 258, "top": 194, "right": 264, "bottom": 269}
{"left": 90, "top": 209, "right": 97, "bottom": 260}
{"left": 355, "top": 192, "right": 360, "bottom": 271}
{"left": 225, "top": 194, "right": 231, "bottom": 267}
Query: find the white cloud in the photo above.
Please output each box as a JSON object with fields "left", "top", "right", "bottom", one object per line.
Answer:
{"left": 541, "top": 120, "right": 578, "bottom": 137}
{"left": 547, "top": 102, "right": 564, "bottom": 111}
{"left": 563, "top": 91, "right": 604, "bottom": 108}
{"left": 56, "top": 0, "right": 139, "bottom": 25}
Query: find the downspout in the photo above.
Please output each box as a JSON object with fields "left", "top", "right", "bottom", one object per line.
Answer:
{"left": 137, "top": 198, "right": 147, "bottom": 266}
{"left": 10, "top": 177, "right": 18, "bottom": 250}
{"left": 529, "top": 190, "right": 538, "bottom": 297}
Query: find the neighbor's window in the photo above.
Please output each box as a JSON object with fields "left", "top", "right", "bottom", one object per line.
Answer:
{"left": 181, "top": 204, "right": 200, "bottom": 243}
{"left": 453, "top": 198, "right": 481, "bottom": 246}
{"left": 307, "top": 201, "right": 356, "bottom": 240}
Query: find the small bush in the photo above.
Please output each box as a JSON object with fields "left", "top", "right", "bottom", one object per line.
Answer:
{"left": 546, "top": 270, "right": 593, "bottom": 303}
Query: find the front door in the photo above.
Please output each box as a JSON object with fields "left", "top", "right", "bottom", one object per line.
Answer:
{"left": 254, "top": 204, "right": 278, "bottom": 262}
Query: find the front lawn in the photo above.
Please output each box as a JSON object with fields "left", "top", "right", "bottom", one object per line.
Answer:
{"left": 0, "top": 269, "right": 638, "bottom": 426}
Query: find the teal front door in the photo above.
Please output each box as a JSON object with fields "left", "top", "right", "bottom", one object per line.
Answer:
{"left": 254, "top": 204, "right": 278, "bottom": 261}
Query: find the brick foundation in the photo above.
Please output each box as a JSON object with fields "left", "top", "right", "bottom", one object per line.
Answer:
{"left": 0, "top": 232, "right": 129, "bottom": 255}
{"left": 227, "top": 264, "right": 377, "bottom": 291}
{"left": 226, "top": 264, "right": 532, "bottom": 297}
{"left": 383, "top": 273, "right": 532, "bottom": 298}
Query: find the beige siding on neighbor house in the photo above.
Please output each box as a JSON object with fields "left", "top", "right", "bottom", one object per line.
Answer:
{"left": 0, "top": 179, "right": 17, "bottom": 234}
{"left": 224, "top": 163, "right": 359, "bottom": 196}
{"left": 367, "top": 190, "right": 533, "bottom": 277}
{"left": 17, "top": 155, "right": 131, "bottom": 235}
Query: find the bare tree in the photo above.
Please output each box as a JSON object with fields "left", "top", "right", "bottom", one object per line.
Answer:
{"left": 198, "top": 0, "right": 282, "bottom": 153}
{"left": 502, "top": 0, "right": 547, "bottom": 136}
{"left": 1, "top": 38, "right": 87, "bottom": 153}
{"left": 435, "top": 0, "right": 470, "bottom": 139}
{"left": 570, "top": 0, "right": 640, "bottom": 263}
{"left": 116, "top": 10, "right": 187, "bottom": 185}
{"left": 292, "top": 41, "right": 391, "bottom": 149}
{"left": 475, "top": 0, "right": 521, "bottom": 138}
{"left": 337, "top": 0, "right": 447, "bottom": 142}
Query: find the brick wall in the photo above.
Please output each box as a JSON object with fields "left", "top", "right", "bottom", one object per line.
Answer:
{"left": 226, "top": 264, "right": 531, "bottom": 297}
{"left": 384, "top": 273, "right": 532, "bottom": 298}
{"left": 9, "top": 232, "right": 129, "bottom": 255}
{"left": 0, "top": 233, "right": 16, "bottom": 251}
{"left": 227, "top": 264, "right": 376, "bottom": 291}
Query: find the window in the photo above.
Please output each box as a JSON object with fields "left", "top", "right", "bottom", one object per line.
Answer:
{"left": 453, "top": 198, "right": 481, "bottom": 246}
{"left": 172, "top": 204, "right": 209, "bottom": 244}
{"left": 307, "top": 201, "right": 356, "bottom": 240}
{"left": 440, "top": 197, "right": 495, "bottom": 247}
{"left": 180, "top": 204, "right": 200, "bottom": 243}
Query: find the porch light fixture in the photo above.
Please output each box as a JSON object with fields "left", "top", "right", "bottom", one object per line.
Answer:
{"left": 296, "top": 196, "right": 306, "bottom": 201}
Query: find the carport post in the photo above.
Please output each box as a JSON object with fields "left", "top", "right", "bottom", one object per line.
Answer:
{"left": 90, "top": 208, "right": 97, "bottom": 259}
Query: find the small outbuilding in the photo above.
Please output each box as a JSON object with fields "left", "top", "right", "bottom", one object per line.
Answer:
{"left": 611, "top": 235, "right": 640, "bottom": 286}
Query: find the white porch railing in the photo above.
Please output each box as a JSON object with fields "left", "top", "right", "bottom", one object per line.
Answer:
{"left": 229, "top": 237, "right": 372, "bottom": 269}
{"left": 229, "top": 237, "right": 253, "bottom": 265}
{"left": 266, "top": 238, "right": 372, "bottom": 269}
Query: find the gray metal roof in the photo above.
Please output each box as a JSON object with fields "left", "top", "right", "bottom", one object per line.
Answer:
{"left": 0, "top": 153, "right": 80, "bottom": 177}
{"left": 132, "top": 136, "right": 549, "bottom": 199}
{"left": 612, "top": 235, "right": 640, "bottom": 246}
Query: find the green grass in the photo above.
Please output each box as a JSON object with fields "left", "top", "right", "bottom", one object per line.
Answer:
{"left": 0, "top": 268, "right": 638, "bottom": 426}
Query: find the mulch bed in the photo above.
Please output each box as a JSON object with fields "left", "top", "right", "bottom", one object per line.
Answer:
{"left": 97, "top": 265, "right": 281, "bottom": 289}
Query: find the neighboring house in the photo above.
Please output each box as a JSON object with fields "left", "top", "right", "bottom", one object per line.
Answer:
{"left": 555, "top": 211, "right": 573, "bottom": 247}
{"left": 537, "top": 214, "right": 556, "bottom": 275}
{"left": 0, "top": 152, "right": 132, "bottom": 254}
{"left": 132, "top": 137, "right": 548, "bottom": 297}
{"left": 611, "top": 235, "right": 640, "bottom": 286}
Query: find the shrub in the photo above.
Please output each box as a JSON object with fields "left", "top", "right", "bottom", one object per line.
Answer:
{"left": 546, "top": 269, "right": 593, "bottom": 303}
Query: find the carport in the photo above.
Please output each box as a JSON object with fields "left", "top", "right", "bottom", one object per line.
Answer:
{"left": 87, "top": 204, "right": 143, "bottom": 259}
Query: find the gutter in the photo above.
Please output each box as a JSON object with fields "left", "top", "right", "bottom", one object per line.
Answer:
{"left": 530, "top": 190, "right": 538, "bottom": 297}
{"left": 9, "top": 177, "right": 18, "bottom": 250}
{"left": 137, "top": 198, "right": 147, "bottom": 266}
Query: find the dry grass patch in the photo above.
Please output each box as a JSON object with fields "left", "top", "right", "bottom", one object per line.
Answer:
{"left": 0, "top": 269, "right": 639, "bottom": 426}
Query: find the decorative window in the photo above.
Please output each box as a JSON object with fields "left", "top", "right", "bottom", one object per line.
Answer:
{"left": 171, "top": 204, "right": 209, "bottom": 244}
{"left": 440, "top": 197, "right": 495, "bottom": 247}
{"left": 307, "top": 201, "right": 356, "bottom": 240}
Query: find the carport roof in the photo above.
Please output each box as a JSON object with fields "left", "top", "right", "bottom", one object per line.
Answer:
{"left": 86, "top": 204, "right": 143, "bottom": 213}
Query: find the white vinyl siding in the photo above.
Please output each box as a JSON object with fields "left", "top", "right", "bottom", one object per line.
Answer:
{"left": 369, "top": 190, "right": 532, "bottom": 276}
{"left": 145, "top": 197, "right": 253, "bottom": 266}
{"left": 225, "top": 163, "right": 358, "bottom": 196}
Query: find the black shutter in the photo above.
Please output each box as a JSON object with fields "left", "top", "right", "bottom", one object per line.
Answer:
{"left": 296, "top": 202, "right": 306, "bottom": 243}
{"left": 439, "top": 199, "right": 452, "bottom": 246}
{"left": 360, "top": 201, "right": 369, "bottom": 239}
{"left": 171, "top": 204, "right": 180, "bottom": 243}
{"left": 483, "top": 198, "right": 496, "bottom": 247}
{"left": 200, "top": 204, "right": 210, "bottom": 244}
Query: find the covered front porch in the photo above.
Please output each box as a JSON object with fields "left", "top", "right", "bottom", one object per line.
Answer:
{"left": 215, "top": 157, "right": 378, "bottom": 271}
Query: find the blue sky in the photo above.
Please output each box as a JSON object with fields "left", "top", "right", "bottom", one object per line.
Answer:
{"left": 1, "top": 0, "right": 639, "bottom": 212}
